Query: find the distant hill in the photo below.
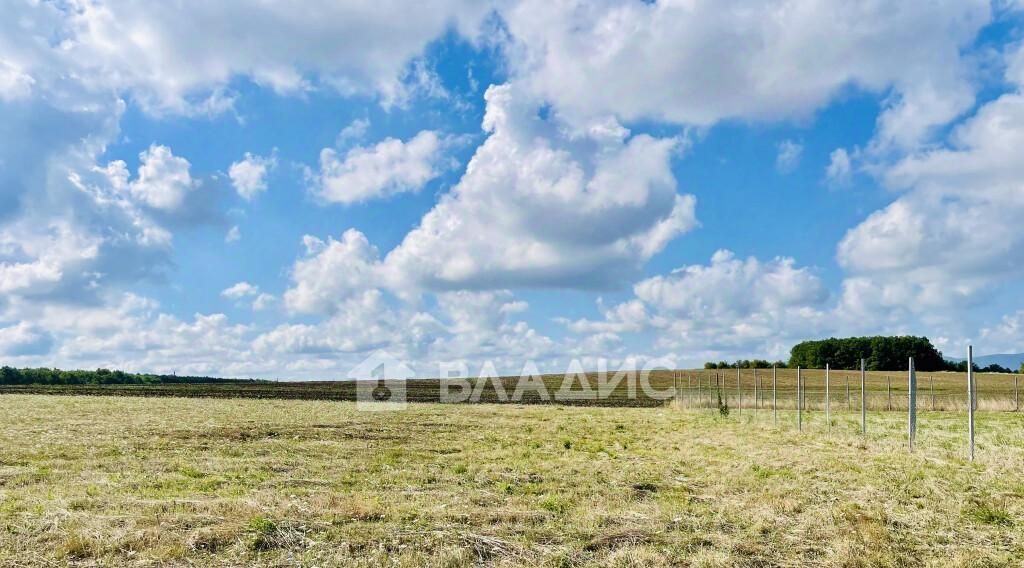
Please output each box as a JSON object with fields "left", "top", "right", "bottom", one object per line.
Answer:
{"left": 945, "top": 353, "right": 1024, "bottom": 371}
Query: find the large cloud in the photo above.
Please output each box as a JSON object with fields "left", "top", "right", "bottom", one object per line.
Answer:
{"left": 0, "top": 97, "right": 175, "bottom": 303}
{"left": 501, "top": 0, "right": 989, "bottom": 150}
{"left": 564, "top": 250, "right": 831, "bottom": 360}
{"left": 0, "top": 322, "right": 54, "bottom": 356}
{"left": 0, "top": 6, "right": 202, "bottom": 307}
{"left": 255, "top": 288, "right": 558, "bottom": 374}
{"left": 52, "top": 0, "right": 494, "bottom": 113}
{"left": 0, "top": 291, "right": 255, "bottom": 375}
{"left": 382, "top": 83, "right": 698, "bottom": 291}
{"left": 838, "top": 51, "right": 1024, "bottom": 319}
{"left": 980, "top": 310, "right": 1024, "bottom": 354}
{"left": 1, "top": 0, "right": 485, "bottom": 309}
{"left": 284, "top": 230, "right": 384, "bottom": 315}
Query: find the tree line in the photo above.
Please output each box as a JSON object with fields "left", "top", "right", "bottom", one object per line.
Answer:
{"left": 704, "top": 336, "right": 1020, "bottom": 373}
{"left": 0, "top": 366, "right": 264, "bottom": 385}
{"left": 704, "top": 359, "right": 788, "bottom": 369}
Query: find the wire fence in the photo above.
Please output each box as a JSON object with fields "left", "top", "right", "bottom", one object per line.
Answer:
{"left": 670, "top": 385, "right": 1017, "bottom": 412}
{"left": 669, "top": 371, "right": 1020, "bottom": 412}
{"left": 668, "top": 348, "right": 1015, "bottom": 460}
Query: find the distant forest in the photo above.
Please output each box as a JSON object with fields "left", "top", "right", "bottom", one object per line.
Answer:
{"left": 706, "top": 336, "right": 1020, "bottom": 373}
{"left": 0, "top": 367, "right": 263, "bottom": 385}
{"left": 704, "top": 359, "right": 789, "bottom": 370}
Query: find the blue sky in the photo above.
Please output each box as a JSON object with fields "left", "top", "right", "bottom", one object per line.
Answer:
{"left": 3, "top": 1, "right": 1024, "bottom": 378}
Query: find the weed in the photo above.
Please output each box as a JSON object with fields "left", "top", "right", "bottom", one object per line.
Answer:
{"left": 539, "top": 495, "right": 571, "bottom": 514}
{"left": 971, "top": 503, "right": 1013, "bottom": 526}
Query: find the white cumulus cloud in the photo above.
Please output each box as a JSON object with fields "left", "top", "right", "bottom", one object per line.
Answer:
{"left": 0, "top": 322, "right": 54, "bottom": 356}
{"left": 381, "top": 83, "right": 698, "bottom": 291}
{"left": 221, "top": 281, "right": 259, "bottom": 300}
{"left": 311, "top": 130, "right": 444, "bottom": 205}
{"left": 501, "top": 0, "right": 989, "bottom": 151}
{"left": 838, "top": 58, "right": 1024, "bottom": 319}
{"left": 284, "top": 230, "right": 383, "bottom": 314}
{"left": 229, "top": 152, "right": 276, "bottom": 200}
{"left": 50, "top": 0, "right": 493, "bottom": 115}
{"left": 102, "top": 144, "right": 199, "bottom": 212}
{"left": 564, "top": 250, "right": 831, "bottom": 361}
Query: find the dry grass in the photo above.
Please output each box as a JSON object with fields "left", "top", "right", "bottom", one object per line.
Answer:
{"left": 0, "top": 394, "right": 1022, "bottom": 566}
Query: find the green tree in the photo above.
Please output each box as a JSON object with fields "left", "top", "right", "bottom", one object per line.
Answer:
{"left": 788, "top": 336, "right": 948, "bottom": 371}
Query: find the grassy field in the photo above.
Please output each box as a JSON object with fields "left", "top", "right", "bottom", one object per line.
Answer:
{"left": 0, "top": 368, "right": 1019, "bottom": 411}
{"left": 1, "top": 395, "right": 1022, "bottom": 567}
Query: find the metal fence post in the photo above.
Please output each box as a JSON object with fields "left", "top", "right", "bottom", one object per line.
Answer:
{"left": 908, "top": 357, "right": 917, "bottom": 451}
{"left": 968, "top": 346, "right": 975, "bottom": 461}
{"left": 825, "top": 364, "right": 831, "bottom": 433}
{"left": 930, "top": 375, "right": 935, "bottom": 411}
{"left": 754, "top": 368, "right": 759, "bottom": 417}
{"left": 736, "top": 367, "right": 741, "bottom": 412}
{"left": 861, "top": 359, "right": 867, "bottom": 435}
{"left": 717, "top": 373, "right": 722, "bottom": 407}
{"left": 698, "top": 373, "right": 703, "bottom": 408}
{"left": 974, "top": 370, "right": 979, "bottom": 412}
{"left": 802, "top": 369, "right": 807, "bottom": 412}
{"left": 772, "top": 365, "right": 778, "bottom": 426}
{"left": 1015, "top": 375, "right": 1019, "bottom": 412}
{"left": 887, "top": 375, "right": 892, "bottom": 411}
{"left": 797, "top": 366, "right": 803, "bottom": 431}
